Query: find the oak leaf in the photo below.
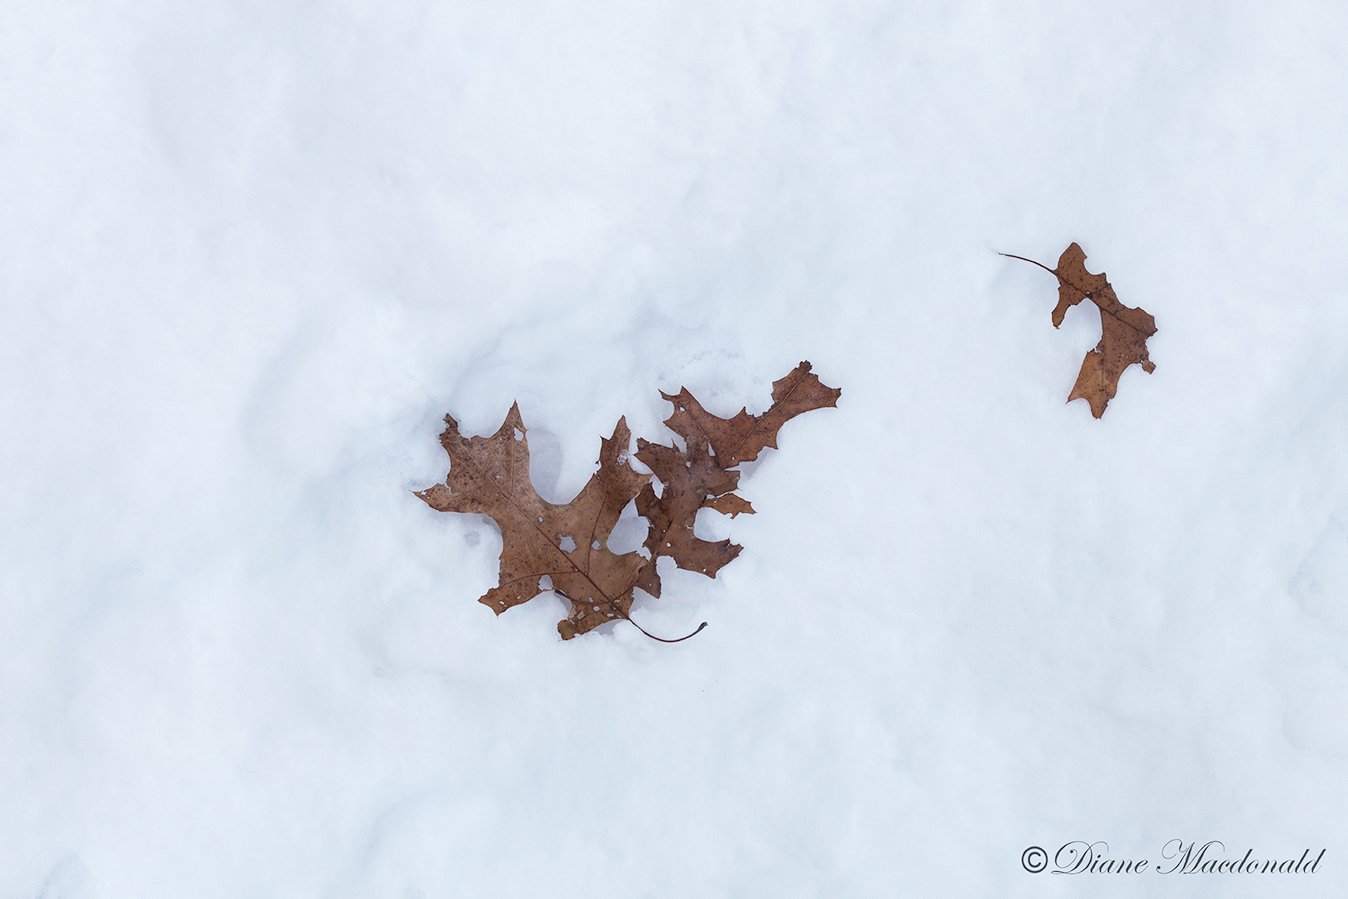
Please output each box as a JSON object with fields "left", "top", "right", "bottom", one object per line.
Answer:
{"left": 415, "top": 405, "right": 654, "bottom": 640}
{"left": 660, "top": 362, "right": 843, "bottom": 466}
{"left": 633, "top": 362, "right": 841, "bottom": 598}
{"left": 416, "top": 362, "right": 840, "bottom": 642}
{"left": 632, "top": 434, "right": 743, "bottom": 599}
{"left": 1003, "top": 243, "right": 1157, "bottom": 418}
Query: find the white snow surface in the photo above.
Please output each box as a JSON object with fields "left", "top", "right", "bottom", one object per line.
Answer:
{"left": 3, "top": 1, "right": 1348, "bottom": 896}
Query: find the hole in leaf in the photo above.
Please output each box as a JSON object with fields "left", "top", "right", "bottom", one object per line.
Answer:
{"left": 607, "top": 500, "right": 646, "bottom": 553}
{"left": 559, "top": 535, "right": 577, "bottom": 553}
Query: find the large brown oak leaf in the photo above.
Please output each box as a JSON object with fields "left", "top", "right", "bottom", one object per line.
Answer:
{"left": 416, "top": 405, "right": 652, "bottom": 640}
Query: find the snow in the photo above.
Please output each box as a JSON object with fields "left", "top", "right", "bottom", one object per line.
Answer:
{"left": 3, "top": 1, "right": 1347, "bottom": 896}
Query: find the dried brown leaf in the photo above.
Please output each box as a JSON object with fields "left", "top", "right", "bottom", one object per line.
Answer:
{"left": 633, "top": 435, "right": 742, "bottom": 598}
{"left": 633, "top": 361, "right": 840, "bottom": 597}
{"left": 660, "top": 361, "right": 842, "bottom": 466}
{"left": 1003, "top": 243, "right": 1157, "bottom": 418}
{"left": 416, "top": 361, "right": 839, "bottom": 642}
{"left": 416, "top": 405, "right": 651, "bottom": 640}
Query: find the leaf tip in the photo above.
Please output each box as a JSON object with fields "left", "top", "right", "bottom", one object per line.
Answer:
{"left": 415, "top": 483, "right": 454, "bottom": 511}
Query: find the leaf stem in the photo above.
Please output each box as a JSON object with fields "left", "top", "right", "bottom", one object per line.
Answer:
{"left": 624, "top": 615, "right": 708, "bottom": 643}
{"left": 998, "top": 251, "right": 1058, "bottom": 277}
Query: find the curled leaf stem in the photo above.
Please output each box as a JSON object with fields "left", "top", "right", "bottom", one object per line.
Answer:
{"left": 624, "top": 615, "right": 708, "bottom": 643}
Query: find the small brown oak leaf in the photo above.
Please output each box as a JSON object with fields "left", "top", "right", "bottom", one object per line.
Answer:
{"left": 633, "top": 361, "right": 840, "bottom": 597}
{"left": 660, "top": 361, "right": 842, "bottom": 466}
{"left": 1002, "top": 242, "right": 1157, "bottom": 418}
{"left": 633, "top": 434, "right": 743, "bottom": 599}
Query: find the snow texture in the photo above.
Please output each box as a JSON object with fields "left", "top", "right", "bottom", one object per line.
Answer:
{"left": 2, "top": 1, "right": 1347, "bottom": 896}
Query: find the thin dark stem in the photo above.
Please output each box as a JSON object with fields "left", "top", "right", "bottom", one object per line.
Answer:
{"left": 625, "top": 615, "right": 708, "bottom": 643}
{"left": 998, "top": 251, "right": 1058, "bottom": 278}
{"left": 1001, "top": 250, "right": 1119, "bottom": 312}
